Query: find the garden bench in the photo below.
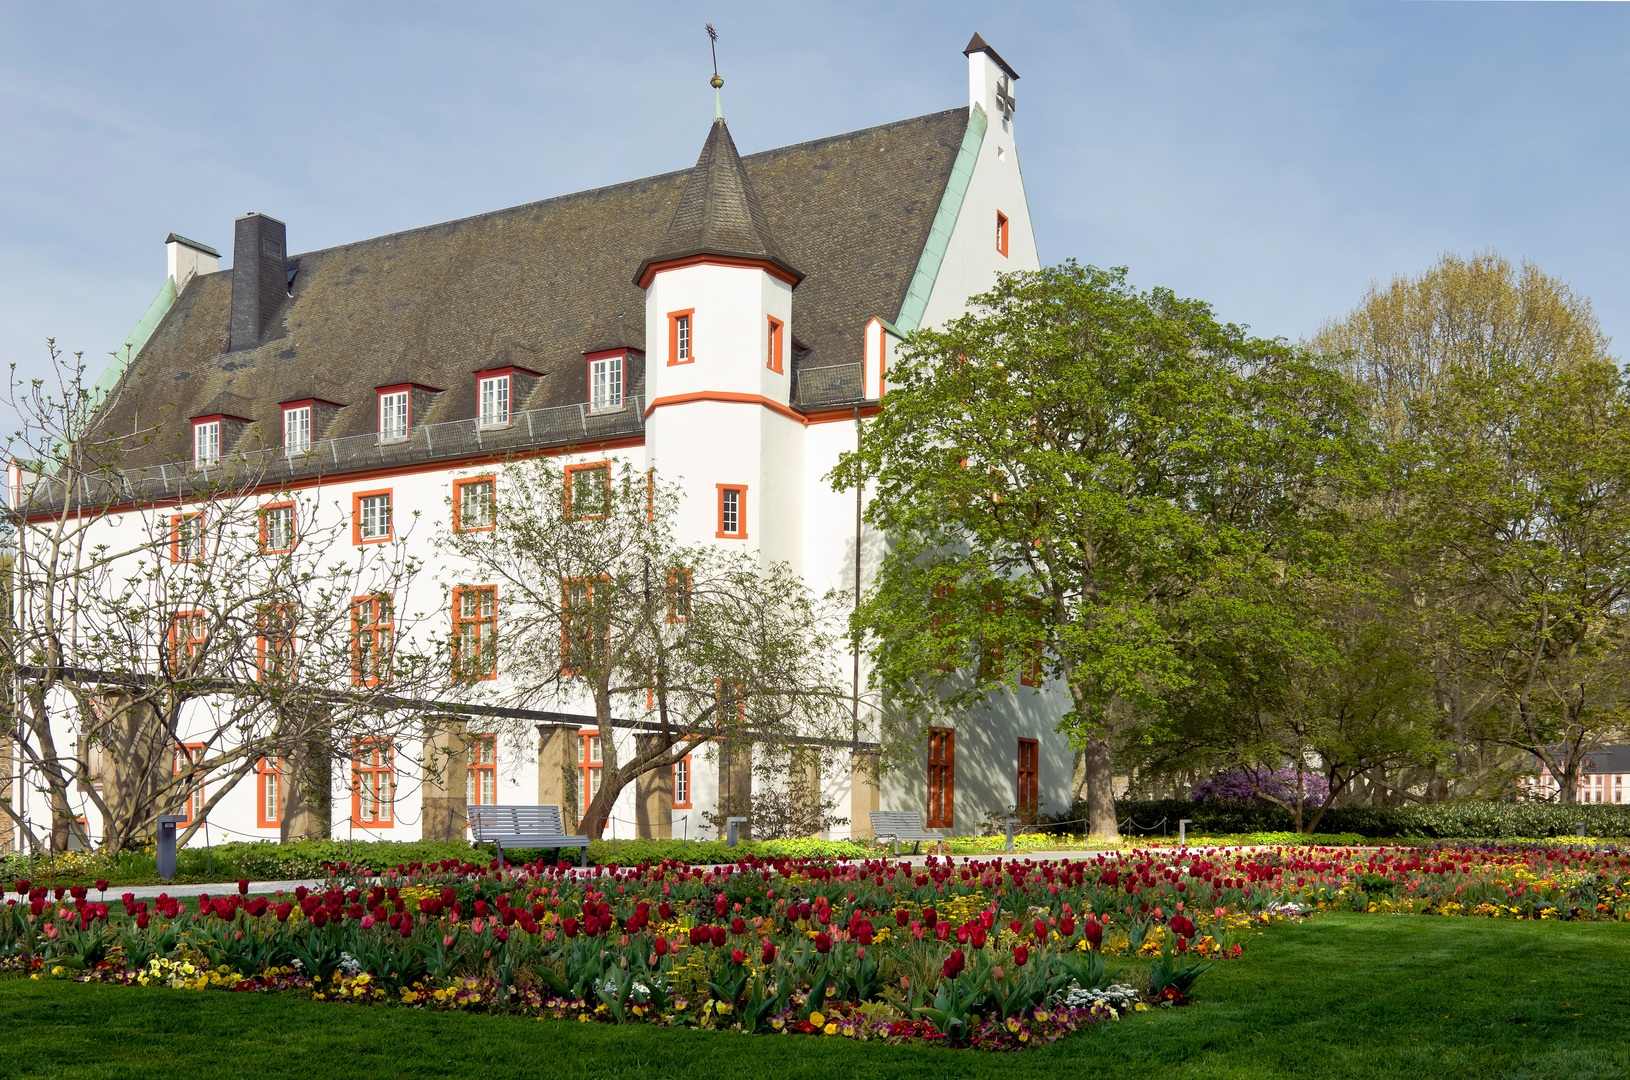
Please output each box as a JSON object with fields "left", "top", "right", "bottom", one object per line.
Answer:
{"left": 467, "top": 804, "right": 590, "bottom": 867}
{"left": 869, "top": 811, "right": 950, "bottom": 857}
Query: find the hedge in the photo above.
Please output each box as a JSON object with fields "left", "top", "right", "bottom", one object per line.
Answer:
{"left": 1047, "top": 799, "right": 1630, "bottom": 839}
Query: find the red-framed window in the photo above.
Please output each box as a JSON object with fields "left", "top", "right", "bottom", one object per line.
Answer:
{"left": 378, "top": 386, "right": 411, "bottom": 441}
{"left": 672, "top": 753, "right": 693, "bottom": 809}
{"left": 667, "top": 309, "right": 695, "bottom": 365}
{"left": 351, "top": 740, "right": 394, "bottom": 827}
{"left": 578, "top": 730, "right": 603, "bottom": 827}
{"left": 766, "top": 316, "right": 784, "bottom": 374}
{"left": 1019, "top": 641, "right": 1044, "bottom": 688}
{"left": 168, "top": 609, "right": 206, "bottom": 668}
{"left": 170, "top": 512, "right": 204, "bottom": 563}
{"left": 353, "top": 488, "right": 393, "bottom": 545}
{"left": 192, "top": 417, "right": 222, "bottom": 467}
{"left": 258, "top": 501, "right": 296, "bottom": 554}
{"left": 564, "top": 461, "right": 611, "bottom": 520}
{"left": 1017, "top": 737, "right": 1039, "bottom": 813}
{"left": 452, "top": 585, "right": 498, "bottom": 681}
{"left": 283, "top": 402, "right": 313, "bottom": 457}
{"left": 927, "top": 728, "right": 955, "bottom": 830}
{"left": 560, "top": 575, "right": 608, "bottom": 675}
{"left": 173, "top": 742, "right": 205, "bottom": 825}
{"left": 256, "top": 757, "right": 282, "bottom": 828}
{"left": 716, "top": 484, "right": 747, "bottom": 539}
{"left": 478, "top": 373, "right": 511, "bottom": 428}
{"left": 929, "top": 584, "right": 958, "bottom": 671}
{"left": 453, "top": 475, "right": 496, "bottom": 533}
{"left": 467, "top": 733, "right": 498, "bottom": 807}
{"left": 996, "top": 211, "right": 1009, "bottom": 257}
{"left": 587, "top": 349, "right": 626, "bottom": 413}
{"left": 351, "top": 594, "right": 393, "bottom": 687}
{"left": 256, "top": 602, "right": 297, "bottom": 682}
{"left": 666, "top": 567, "right": 693, "bottom": 624}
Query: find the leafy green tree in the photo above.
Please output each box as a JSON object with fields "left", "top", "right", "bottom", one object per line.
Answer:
{"left": 832, "top": 263, "right": 1367, "bottom": 839}
{"left": 438, "top": 458, "right": 850, "bottom": 839}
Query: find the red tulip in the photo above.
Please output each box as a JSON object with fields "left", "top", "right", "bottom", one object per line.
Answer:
{"left": 237, "top": 879, "right": 250, "bottom": 896}
{"left": 731, "top": 948, "right": 745, "bottom": 964}
{"left": 815, "top": 933, "right": 832, "bottom": 954}
{"left": 762, "top": 941, "right": 777, "bottom": 964}
{"left": 1014, "top": 944, "right": 1030, "bottom": 967}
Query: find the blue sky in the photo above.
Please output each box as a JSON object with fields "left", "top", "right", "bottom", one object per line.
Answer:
{"left": 2, "top": 1, "right": 1626, "bottom": 396}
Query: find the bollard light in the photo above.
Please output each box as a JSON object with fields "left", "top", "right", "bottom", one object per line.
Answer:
{"left": 1178, "top": 819, "right": 1193, "bottom": 847}
{"left": 155, "top": 815, "right": 189, "bottom": 881}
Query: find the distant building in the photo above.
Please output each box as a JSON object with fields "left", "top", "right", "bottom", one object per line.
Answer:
{"left": 1522, "top": 745, "right": 1630, "bottom": 804}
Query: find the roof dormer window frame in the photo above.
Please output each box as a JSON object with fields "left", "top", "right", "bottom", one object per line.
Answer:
{"left": 189, "top": 413, "right": 248, "bottom": 469}
{"left": 472, "top": 366, "right": 541, "bottom": 430}
{"left": 282, "top": 402, "right": 312, "bottom": 458}
{"left": 585, "top": 349, "right": 634, "bottom": 414}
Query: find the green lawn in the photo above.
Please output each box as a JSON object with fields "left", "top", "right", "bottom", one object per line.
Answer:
{"left": 1, "top": 915, "right": 1626, "bottom": 1079}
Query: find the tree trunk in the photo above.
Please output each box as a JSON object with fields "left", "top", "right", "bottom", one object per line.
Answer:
{"left": 1083, "top": 735, "right": 1118, "bottom": 840}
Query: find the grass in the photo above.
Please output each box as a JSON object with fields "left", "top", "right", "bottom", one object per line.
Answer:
{"left": 2, "top": 914, "right": 1627, "bottom": 1078}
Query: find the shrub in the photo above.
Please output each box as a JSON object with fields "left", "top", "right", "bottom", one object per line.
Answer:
{"left": 1084, "top": 799, "right": 1630, "bottom": 839}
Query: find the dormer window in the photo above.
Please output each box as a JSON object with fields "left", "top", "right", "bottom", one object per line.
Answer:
{"left": 379, "top": 389, "right": 410, "bottom": 442}
{"left": 588, "top": 351, "right": 624, "bottom": 413}
{"left": 479, "top": 374, "right": 511, "bottom": 428}
{"left": 193, "top": 420, "right": 221, "bottom": 467}
{"left": 284, "top": 405, "right": 312, "bottom": 457}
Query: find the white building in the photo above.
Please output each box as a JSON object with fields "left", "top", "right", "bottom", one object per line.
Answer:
{"left": 7, "top": 35, "right": 1075, "bottom": 852}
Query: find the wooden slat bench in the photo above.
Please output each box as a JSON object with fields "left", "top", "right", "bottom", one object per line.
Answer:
{"left": 869, "top": 810, "right": 950, "bottom": 857}
{"left": 468, "top": 805, "right": 590, "bottom": 867}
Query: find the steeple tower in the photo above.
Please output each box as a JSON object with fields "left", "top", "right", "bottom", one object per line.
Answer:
{"left": 635, "top": 119, "right": 801, "bottom": 289}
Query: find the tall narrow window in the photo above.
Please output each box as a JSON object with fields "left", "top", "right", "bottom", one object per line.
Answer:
{"left": 589, "top": 353, "right": 624, "bottom": 412}
{"left": 452, "top": 585, "right": 498, "bottom": 681}
{"left": 168, "top": 610, "right": 206, "bottom": 667}
{"left": 256, "top": 602, "right": 297, "bottom": 682}
{"left": 453, "top": 476, "right": 496, "bottom": 532}
{"left": 193, "top": 420, "right": 221, "bottom": 467}
{"left": 170, "top": 513, "right": 205, "bottom": 563}
{"left": 666, "top": 568, "right": 693, "bottom": 623}
{"left": 560, "top": 576, "right": 608, "bottom": 675}
{"left": 578, "top": 730, "right": 603, "bottom": 826}
{"left": 766, "top": 316, "right": 784, "bottom": 374}
{"left": 259, "top": 502, "right": 296, "bottom": 554}
{"left": 667, "top": 309, "right": 695, "bottom": 365}
{"left": 351, "top": 594, "right": 393, "bottom": 687}
{"left": 926, "top": 727, "right": 955, "bottom": 829}
{"left": 174, "top": 743, "right": 206, "bottom": 825}
{"left": 996, "top": 211, "right": 1010, "bottom": 257}
{"left": 256, "top": 757, "right": 282, "bottom": 828}
{"left": 672, "top": 755, "right": 692, "bottom": 809}
{"left": 1017, "top": 737, "right": 1039, "bottom": 812}
{"left": 284, "top": 405, "right": 312, "bottom": 457}
{"left": 564, "top": 462, "right": 611, "bottom": 520}
{"left": 378, "top": 390, "right": 410, "bottom": 442}
{"left": 479, "top": 374, "right": 511, "bottom": 427}
{"left": 353, "top": 489, "right": 393, "bottom": 544}
{"left": 466, "top": 734, "right": 498, "bottom": 807}
{"left": 716, "top": 484, "right": 747, "bottom": 539}
{"left": 352, "top": 740, "right": 394, "bottom": 827}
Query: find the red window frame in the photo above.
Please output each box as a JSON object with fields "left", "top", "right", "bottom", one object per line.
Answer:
{"left": 173, "top": 742, "right": 205, "bottom": 826}
{"left": 564, "top": 461, "right": 612, "bottom": 520}
{"left": 452, "top": 584, "right": 498, "bottom": 681}
{"left": 351, "top": 739, "right": 394, "bottom": 828}
{"left": 1017, "top": 737, "right": 1039, "bottom": 812}
{"left": 766, "top": 316, "right": 784, "bottom": 374}
{"left": 672, "top": 753, "right": 693, "bottom": 809}
{"left": 716, "top": 484, "right": 748, "bottom": 539}
{"left": 168, "top": 609, "right": 206, "bottom": 668}
{"left": 560, "top": 575, "right": 608, "bottom": 675}
{"left": 256, "top": 602, "right": 297, "bottom": 682}
{"left": 927, "top": 727, "right": 955, "bottom": 829}
{"left": 350, "top": 593, "right": 393, "bottom": 687}
{"left": 256, "top": 756, "right": 282, "bottom": 828}
{"left": 929, "top": 584, "right": 958, "bottom": 671}
{"left": 667, "top": 309, "right": 696, "bottom": 365}
{"left": 377, "top": 385, "right": 412, "bottom": 441}
{"left": 170, "top": 512, "right": 204, "bottom": 563}
{"left": 452, "top": 475, "right": 497, "bottom": 533}
{"left": 996, "top": 211, "right": 1009, "bottom": 257}
{"left": 578, "top": 729, "right": 603, "bottom": 828}
{"left": 586, "top": 349, "right": 629, "bottom": 413}
{"left": 352, "top": 488, "right": 394, "bottom": 545}
{"left": 192, "top": 416, "right": 223, "bottom": 466}
{"left": 467, "top": 733, "right": 498, "bottom": 807}
{"left": 666, "top": 567, "right": 693, "bottom": 624}
{"left": 258, "top": 500, "right": 297, "bottom": 554}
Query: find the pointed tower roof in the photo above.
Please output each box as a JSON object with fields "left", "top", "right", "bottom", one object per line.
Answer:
{"left": 635, "top": 118, "right": 803, "bottom": 288}
{"left": 963, "top": 32, "right": 1020, "bottom": 80}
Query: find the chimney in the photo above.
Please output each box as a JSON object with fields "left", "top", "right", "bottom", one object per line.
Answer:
{"left": 229, "top": 212, "right": 287, "bottom": 352}
{"left": 165, "top": 233, "right": 220, "bottom": 295}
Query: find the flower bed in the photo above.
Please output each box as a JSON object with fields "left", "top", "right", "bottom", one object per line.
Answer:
{"left": 4, "top": 844, "right": 1626, "bottom": 1050}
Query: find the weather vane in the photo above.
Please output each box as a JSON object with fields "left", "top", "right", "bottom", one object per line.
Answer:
{"left": 707, "top": 24, "right": 724, "bottom": 118}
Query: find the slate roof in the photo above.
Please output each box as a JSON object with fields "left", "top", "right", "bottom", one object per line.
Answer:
{"left": 90, "top": 107, "right": 970, "bottom": 474}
